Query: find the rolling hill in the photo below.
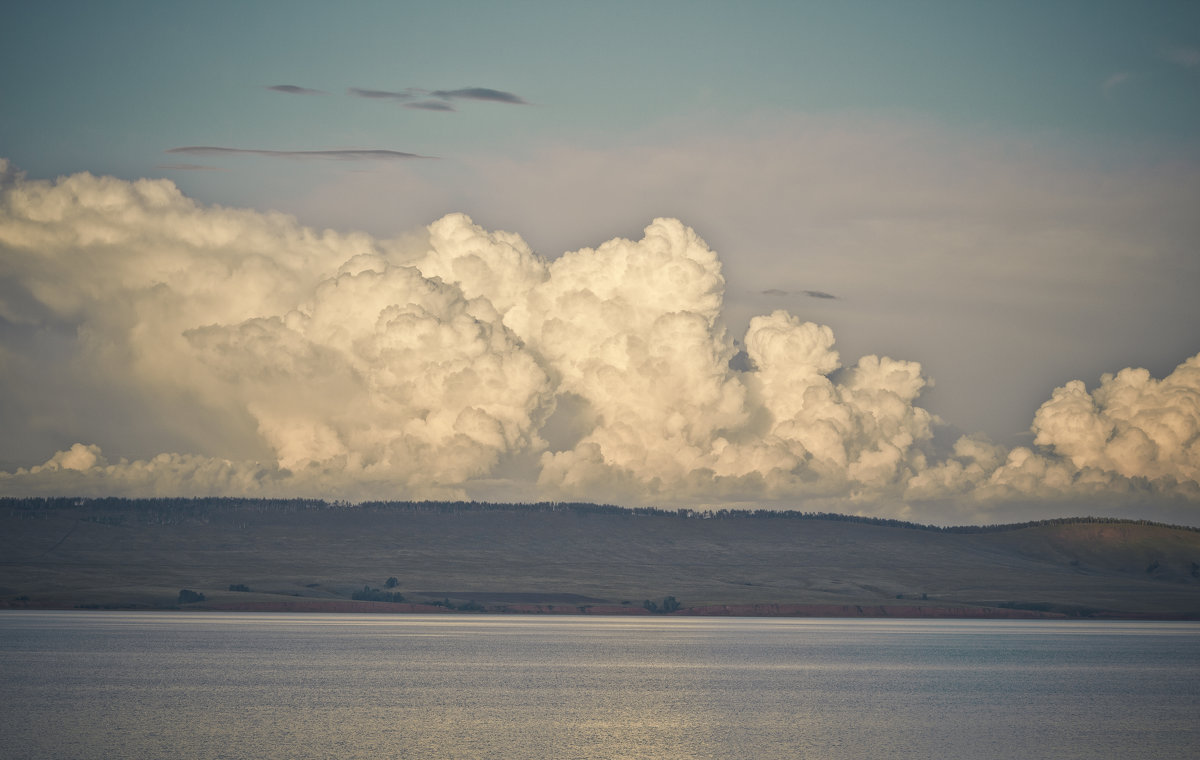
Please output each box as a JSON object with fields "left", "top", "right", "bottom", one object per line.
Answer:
{"left": 2, "top": 498, "right": 1197, "bottom": 618}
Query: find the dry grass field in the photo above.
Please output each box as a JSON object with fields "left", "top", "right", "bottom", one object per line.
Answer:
{"left": 2, "top": 499, "right": 1198, "bottom": 618}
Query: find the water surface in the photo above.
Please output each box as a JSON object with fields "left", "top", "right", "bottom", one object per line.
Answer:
{"left": 1, "top": 612, "right": 1197, "bottom": 759}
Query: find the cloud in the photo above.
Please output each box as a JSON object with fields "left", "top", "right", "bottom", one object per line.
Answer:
{"left": 155, "top": 163, "right": 229, "bottom": 171}
{"left": 1103, "top": 72, "right": 1132, "bottom": 95}
{"left": 429, "top": 87, "right": 529, "bottom": 105}
{"left": 436, "top": 113, "right": 1200, "bottom": 457}
{"left": 1025, "top": 355, "right": 1200, "bottom": 487}
{"left": 0, "top": 163, "right": 1197, "bottom": 520}
{"left": 267, "top": 84, "right": 327, "bottom": 95}
{"left": 405, "top": 101, "right": 456, "bottom": 112}
{"left": 349, "top": 86, "right": 529, "bottom": 106}
{"left": 347, "top": 87, "right": 417, "bottom": 101}
{"left": 909, "top": 353, "right": 1200, "bottom": 504}
{"left": 1164, "top": 46, "right": 1200, "bottom": 68}
{"left": 165, "top": 146, "right": 431, "bottom": 160}
{"left": 0, "top": 166, "right": 543, "bottom": 499}
{"left": 762, "top": 288, "right": 837, "bottom": 299}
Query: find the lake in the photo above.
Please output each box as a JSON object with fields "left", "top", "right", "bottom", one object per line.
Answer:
{"left": 1, "top": 612, "right": 1197, "bottom": 759}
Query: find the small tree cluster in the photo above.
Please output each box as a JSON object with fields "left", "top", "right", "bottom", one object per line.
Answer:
{"left": 178, "top": 589, "right": 206, "bottom": 604}
{"left": 351, "top": 585, "right": 406, "bottom": 603}
{"left": 643, "top": 596, "right": 681, "bottom": 614}
{"left": 429, "top": 598, "right": 484, "bottom": 611}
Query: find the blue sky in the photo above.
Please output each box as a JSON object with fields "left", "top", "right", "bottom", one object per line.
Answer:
{"left": 5, "top": 1, "right": 1197, "bottom": 176}
{"left": 2, "top": 1, "right": 1199, "bottom": 521}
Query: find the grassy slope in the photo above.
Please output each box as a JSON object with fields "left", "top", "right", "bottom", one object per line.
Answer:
{"left": 1, "top": 501, "right": 1197, "bottom": 616}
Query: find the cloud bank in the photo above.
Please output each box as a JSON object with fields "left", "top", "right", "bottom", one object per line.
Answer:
{"left": 1, "top": 162, "right": 1197, "bottom": 521}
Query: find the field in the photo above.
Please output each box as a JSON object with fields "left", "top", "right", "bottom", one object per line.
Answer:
{"left": 2, "top": 499, "right": 1198, "bottom": 618}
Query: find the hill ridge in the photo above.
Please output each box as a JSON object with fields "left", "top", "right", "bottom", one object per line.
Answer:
{"left": 3, "top": 498, "right": 1198, "bottom": 618}
{"left": 4, "top": 496, "right": 1197, "bottom": 534}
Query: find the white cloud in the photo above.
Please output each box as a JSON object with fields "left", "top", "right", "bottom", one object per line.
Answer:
{"left": 1, "top": 161, "right": 1198, "bottom": 521}
{"left": 1023, "top": 354, "right": 1200, "bottom": 489}
{"left": 437, "top": 115, "right": 1200, "bottom": 449}
{"left": 909, "top": 353, "right": 1200, "bottom": 508}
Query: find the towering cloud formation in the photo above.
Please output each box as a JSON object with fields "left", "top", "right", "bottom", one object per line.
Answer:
{"left": 987, "top": 357, "right": 1200, "bottom": 500}
{"left": 907, "top": 357, "right": 1200, "bottom": 504}
{"left": 1, "top": 162, "right": 1197, "bottom": 517}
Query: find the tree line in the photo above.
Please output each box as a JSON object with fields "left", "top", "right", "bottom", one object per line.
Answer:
{"left": 2, "top": 496, "right": 1195, "bottom": 534}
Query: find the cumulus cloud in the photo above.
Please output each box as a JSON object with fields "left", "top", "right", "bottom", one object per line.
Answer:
{"left": 1023, "top": 356, "right": 1200, "bottom": 488}
{"left": 1, "top": 162, "right": 1197, "bottom": 518}
{"left": 909, "top": 354, "right": 1200, "bottom": 505}
{"left": 166, "top": 146, "right": 430, "bottom": 161}
{"left": 0, "top": 444, "right": 286, "bottom": 499}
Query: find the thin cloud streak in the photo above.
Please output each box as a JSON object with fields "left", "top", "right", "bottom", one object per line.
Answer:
{"left": 347, "top": 87, "right": 417, "bottom": 101}
{"left": 166, "top": 146, "right": 433, "bottom": 160}
{"left": 155, "top": 163, "right": 229, "bottom": 171}
{"left": 406, "top": 101, "right": 456, "bottom": 111}
{"left": 762, "top": 288, "right": 838, "bottom": 299}
{"left": 1164, "top": 46, "right": 1200, "bottom": 68}
{"left": 267, "top": 84, "right": 328, "bottom": 95}
{"left": 349, "top": 86, "right": 529, "bottom": 106}
{"left": 429, "top": 87, "right": 529, "bottom": 105}
{"left": 1103, "top": 72, "right": 1132, "bottom": 96}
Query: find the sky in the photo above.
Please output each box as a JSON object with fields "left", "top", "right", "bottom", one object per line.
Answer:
{"left": 1, "top": 1, "right": 1198, "bottom": 524}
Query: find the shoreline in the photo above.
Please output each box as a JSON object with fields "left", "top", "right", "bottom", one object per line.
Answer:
{"left": 5, "top": 599, "right": 1196, "bottom": 620}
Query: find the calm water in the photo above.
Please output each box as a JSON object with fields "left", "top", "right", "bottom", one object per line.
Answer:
{"left": 1, "top": 612, "right": 1197, "bottom": 759}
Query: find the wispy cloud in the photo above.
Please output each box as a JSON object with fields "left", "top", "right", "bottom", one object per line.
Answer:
{"left": 405, "top": 100, "right": 456, "bottom": 112}
{"left": 166, "top": 146, "right": 432, "bottom": 160}
{"left": 349, "top": 86, "right": 530, "bottom": 107}
{"left": 347, "top": 87, "right": 418, "bottom": 101}
{"left": 1102, "top": 72, "right": 1132, "bottom": 96}
{"left": 762, "top": 288, "right": 837, "bottom": 299}
{"left": 1164, "top": 46, "right": 1200, "bottom": 68}
{"left": 267, "top": 84, "right": 328, "bottom": 95}
{"left": 155, "top": 163, "right": 229, "bottom": 171}
{"left": 429, "top": 87, "right": 529, "bottom": 105}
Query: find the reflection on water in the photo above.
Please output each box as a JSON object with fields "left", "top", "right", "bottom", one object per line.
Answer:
{"left": 1, "top": 612, "right": 1197, "bottom": 759}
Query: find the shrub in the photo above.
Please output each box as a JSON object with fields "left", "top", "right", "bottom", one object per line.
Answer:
{"left": 643, "top": 596, "right": 682, "bottom": 614}
{"left": 351, "top": 585, "right": 405, "bottom": 603}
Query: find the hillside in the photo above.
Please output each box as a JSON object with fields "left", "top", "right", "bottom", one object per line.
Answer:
{"left": 1, "top": 499, "right": 1198, "bottom": 618}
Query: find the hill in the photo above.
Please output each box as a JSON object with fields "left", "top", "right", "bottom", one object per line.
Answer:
{"left": 1, "top": 498, "right": 1198, "bottom": 618}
